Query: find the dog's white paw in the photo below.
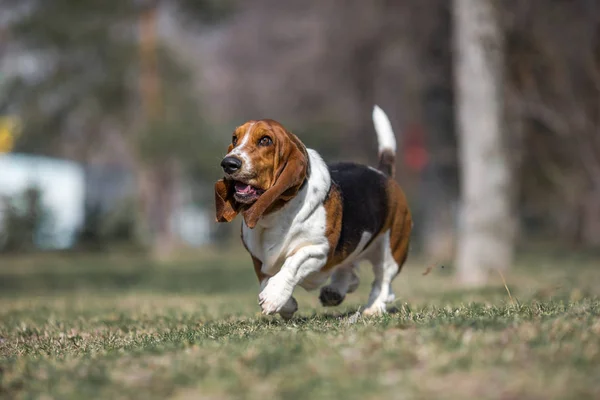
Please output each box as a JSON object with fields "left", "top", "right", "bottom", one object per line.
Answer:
{"left": 258, "top": 278, "right": 293, "bottom": 315}
{"left": 362, "top": 301, "right": 387, "bottom": 317}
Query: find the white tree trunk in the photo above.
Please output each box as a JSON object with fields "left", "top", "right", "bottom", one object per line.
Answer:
{"left": 453, "top": 0, "right": 515, "bottom": 285}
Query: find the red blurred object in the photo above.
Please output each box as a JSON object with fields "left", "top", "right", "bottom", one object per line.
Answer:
{"left": 403, "top": 123, "right": 429, "bottom": 172}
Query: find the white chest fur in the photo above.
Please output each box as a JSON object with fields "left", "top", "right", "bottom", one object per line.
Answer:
{"left": 242, "top": 149, "right": 331, "bottom": 277}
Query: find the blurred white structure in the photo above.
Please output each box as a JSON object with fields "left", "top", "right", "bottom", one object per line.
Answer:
{"left": 174, "top": 205, "right": 211, "bottom": 246}
{"left": 0, "top": 153, "right": 85, "bottom": 249}
{"left": 0, "top": 154, "right": 212, "bottom": 250}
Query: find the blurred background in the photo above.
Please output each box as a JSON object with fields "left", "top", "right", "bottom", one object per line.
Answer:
{"left": 0, "top": 0, "right": 598, "bottom": 282}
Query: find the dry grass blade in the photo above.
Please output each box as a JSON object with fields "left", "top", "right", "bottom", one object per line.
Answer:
{"left": 422, "top": 265, "right": 434, "bottom": 276}
{"left": 495, "top": 268, "right": 516, "bottom": 305}
{"left": 422, "top": 264, "right": 446, "bottom": 276}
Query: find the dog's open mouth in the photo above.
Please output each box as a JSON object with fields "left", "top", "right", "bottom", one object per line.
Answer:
{"left": 233, "top": 181, "right": 264, "bottom": 204}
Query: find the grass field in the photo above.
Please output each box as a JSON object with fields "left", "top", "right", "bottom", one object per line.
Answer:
{"left": 1, "top": 248, "right": 599, "bottom": 399}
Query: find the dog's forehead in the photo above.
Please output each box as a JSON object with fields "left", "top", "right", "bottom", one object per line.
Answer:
{"left": 238, "top": 119, "right": 288, "bottom": 135}
{"left": 234, "top": 121, "right": 253, "bottom": 137}
{"left": 234, "top": 120, "right": 274, "bottom": 137}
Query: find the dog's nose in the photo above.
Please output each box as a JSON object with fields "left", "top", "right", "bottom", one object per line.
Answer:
{"left": 221, "top": 156, "right": 242, "bottom": 174}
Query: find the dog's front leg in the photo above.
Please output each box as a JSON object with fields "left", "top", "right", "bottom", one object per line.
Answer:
{"left": 259, "top": 244, "right": 328, "bottom": 316}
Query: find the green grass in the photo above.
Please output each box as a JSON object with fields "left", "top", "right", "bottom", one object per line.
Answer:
{"left": 1, "top": 249, "right": 600, "bottom": 399}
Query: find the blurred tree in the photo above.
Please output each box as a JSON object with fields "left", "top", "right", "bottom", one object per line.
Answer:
{"left": 0, "top": 0, "right": 234, "bottom": 257}
{"left": 504, "top": 0, "right": 600, "bottom": 249}
{"left": 454, "top": 0, "right": 515, "bottom": 285}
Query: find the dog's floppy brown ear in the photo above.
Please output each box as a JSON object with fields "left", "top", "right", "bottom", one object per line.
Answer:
{"left": 243, "top": 129, "right": 308, "bottom": 229}
{"left": 215, "top": 179, "right": 239, "bottom": 223}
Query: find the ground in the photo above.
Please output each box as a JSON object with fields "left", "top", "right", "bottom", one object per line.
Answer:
{"left": 1, "top": 248, "right": 599, "bottom": 399}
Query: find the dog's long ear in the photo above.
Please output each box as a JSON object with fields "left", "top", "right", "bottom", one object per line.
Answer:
{"left": 242, "top": 129, "right": 308, "bottom": 229}
{"left": 215, "top": 179, "right": 239, "bottom": 223}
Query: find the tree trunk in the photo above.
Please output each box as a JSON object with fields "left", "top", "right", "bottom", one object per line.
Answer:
{"left": 140, "top": 159, "right": 179, "bottom": 260}
{"left": 136, "top": 3, "right": 178, "bottom": 260}
{"left": 453, "top": 0, "right": 515, "bottom": 285}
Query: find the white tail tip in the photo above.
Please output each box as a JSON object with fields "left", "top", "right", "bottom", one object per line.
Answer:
{"left": 372, "top": 105, "right": 396, "bottom": 154}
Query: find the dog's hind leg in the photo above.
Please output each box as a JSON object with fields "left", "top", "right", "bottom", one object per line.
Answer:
{"left": 278, "top": 297, "right": 298, "bottom": 320}
{"left": 363, "top": 232, "right": 399, "bottom": 316}
{"left": 319, "top": 262, "right": 360, "bottom": 307}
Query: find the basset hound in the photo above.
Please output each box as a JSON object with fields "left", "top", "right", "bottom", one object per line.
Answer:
{"left": 215, "top": 105, "right": 412, "bottom": 319}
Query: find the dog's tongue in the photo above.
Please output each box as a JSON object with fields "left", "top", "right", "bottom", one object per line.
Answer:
{"left": 235, "top": 182, "right": 256, "bottom": 195}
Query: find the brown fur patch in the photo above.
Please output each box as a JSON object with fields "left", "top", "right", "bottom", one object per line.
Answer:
{"left": 378, "top": 149, "right": 396, "bottom": 177}
{"left": 382, "top": 179, "right": 413, "bottom": 270}
{"left": 322, "top": 184, "right": 344, "bottom": 271}
{"left": 251, "top": 254, "right": 268, "bottom": 283}
{"left": 214, "top": 179, "right": 239, "bottom": 222}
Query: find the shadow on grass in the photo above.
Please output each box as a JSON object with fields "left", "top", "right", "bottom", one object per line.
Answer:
{"left": 288, "top": 306, "right": 403, "bottom": 324}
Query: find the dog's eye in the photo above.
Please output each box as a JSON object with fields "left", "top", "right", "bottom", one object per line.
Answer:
{"left": 258, "top": 136, "right": 272, "bottom": 147}
{"left": 232, "top": 136, "right": 238, "bottom": 146}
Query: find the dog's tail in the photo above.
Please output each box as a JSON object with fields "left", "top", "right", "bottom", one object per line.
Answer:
{"left": 372, "top": 105, "right": 397, "bottom": 177}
